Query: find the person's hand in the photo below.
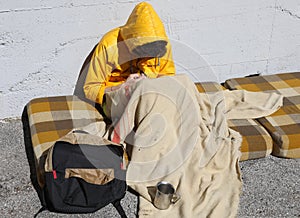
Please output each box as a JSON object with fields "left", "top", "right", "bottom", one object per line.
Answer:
{"left": 124, "top": 73, "right": 146, "bottom": 85}
{"left": 121, "top": 73, "right": 146, "bottom": 98}
{"left": 105, "top": 73, "right": 146, "bottom": 93}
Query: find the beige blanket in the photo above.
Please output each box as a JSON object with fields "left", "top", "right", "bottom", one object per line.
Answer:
{"left": 105, "top": 74, "right": 282, "bottom": 217}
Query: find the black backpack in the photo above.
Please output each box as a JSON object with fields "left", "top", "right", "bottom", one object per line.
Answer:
{"left": 22, "top": 109, "right": 128, "bottom": 218}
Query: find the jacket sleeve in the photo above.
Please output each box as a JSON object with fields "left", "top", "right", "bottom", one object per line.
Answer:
{"left": 83, "top": 43, "right": 111, "bottom": 105}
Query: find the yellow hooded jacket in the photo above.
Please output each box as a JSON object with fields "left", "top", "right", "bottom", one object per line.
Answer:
{"left": 83, "top": 2, "right": 175, "bottom": 105}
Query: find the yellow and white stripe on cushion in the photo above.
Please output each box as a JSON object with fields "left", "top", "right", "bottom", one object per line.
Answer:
{"left": 227, "top": 119, "right": 273, "bottom": 161}
{"left": 26, "top": 95, "right": 104, "bottom": 160}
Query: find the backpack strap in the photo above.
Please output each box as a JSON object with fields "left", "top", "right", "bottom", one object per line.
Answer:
{"left": 112, "top": 199, "right": 128, "bottom": 218}
{"left": 34, "top": 206, "right": 47, "bottom": 218}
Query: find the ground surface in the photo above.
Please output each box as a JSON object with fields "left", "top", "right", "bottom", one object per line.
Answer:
{"left": 0, "top": 119, "right": 299, "bottom": 217}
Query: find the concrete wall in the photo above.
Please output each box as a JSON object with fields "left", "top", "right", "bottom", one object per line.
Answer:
{"left": 1, "top": 0, "right": 300, "bottom": 119}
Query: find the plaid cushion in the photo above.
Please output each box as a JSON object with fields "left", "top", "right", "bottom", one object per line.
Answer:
{"left": 195, "top": 82, "right": 224, "bottom": 93}
{"left": 225, "top": 72, "right": 300, "bottom": 158}
{"left": 195, "top": 82, "right": 273, "bottom": 161}
{"left": 26, "top": 95, "right": 103, "bottom": 160}
{"left": 227, "top": 119, "right": 273, "bottom": 161}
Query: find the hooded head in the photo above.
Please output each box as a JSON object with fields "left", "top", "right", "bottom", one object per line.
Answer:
{"left": 120, "top": 2, "right": 168, "bottom": 58}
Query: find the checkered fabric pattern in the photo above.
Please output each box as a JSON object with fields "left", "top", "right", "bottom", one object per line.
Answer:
{"left": 195, "top": 82, "right": 273, "bottom": 161}
{"left": 225, "top": 72, "right": 300, "bottom": 158}
{"left": 195, "top": 82, "right": 224, "bottom": 93}
{"left": 26, "top": 95, "right": 104, "bottom": 160}
{"left": 227, "top": 119, "right": 273, "bottom": 161}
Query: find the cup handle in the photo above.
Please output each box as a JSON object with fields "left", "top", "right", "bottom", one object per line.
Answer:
{"left": 171, "top": 193, "right": 181, "bottom": 204}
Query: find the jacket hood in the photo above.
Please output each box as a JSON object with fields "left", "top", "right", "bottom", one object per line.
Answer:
{"left": 120, "top": 2, "right": 168, "bottom": 53}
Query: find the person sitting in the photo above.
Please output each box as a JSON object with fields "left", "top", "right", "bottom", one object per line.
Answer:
{"left": 83, "top": 2, "right": 175, "bottom": 116}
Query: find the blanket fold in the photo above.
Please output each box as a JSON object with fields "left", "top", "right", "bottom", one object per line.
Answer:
{"left": 223, "top": 90, "right": 283, "bottom": 119}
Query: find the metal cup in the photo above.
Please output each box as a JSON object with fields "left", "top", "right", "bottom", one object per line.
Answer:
{"left": 153, "top": 181, "right": 180, "bottom": 210}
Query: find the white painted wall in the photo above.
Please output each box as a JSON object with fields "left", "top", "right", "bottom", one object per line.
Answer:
{"left": 1, "top": 0, "right": 300, "bottom": 119}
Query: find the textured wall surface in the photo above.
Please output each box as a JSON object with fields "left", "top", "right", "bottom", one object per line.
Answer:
{"left": 1, "top": 0, "right": 300, "bottom": 119}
